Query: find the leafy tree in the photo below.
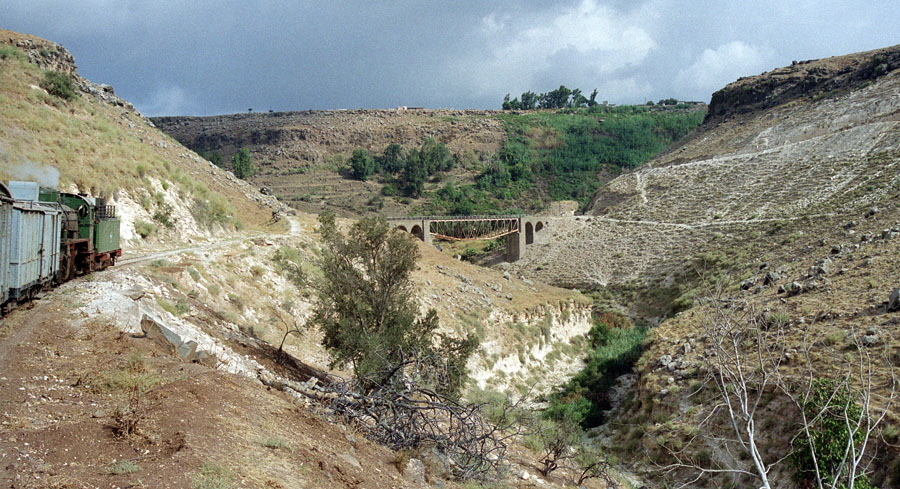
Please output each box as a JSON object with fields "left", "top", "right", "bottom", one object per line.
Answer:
{"left": 208, "top": 151, "right": 223, "bottom": 167}
{"left": 520, "top": 91, "right": 538, "bottom": 110}
{"left": 539, "top": 85, "right": 572, "bottom": 109}
{"left": 311, "top": 214, "right": 477, "bottom": 398}
{"left": 349, "top": 148, "right": 375, "bottom": 180}
{"left": 419, "top": 137, "right": 453, "bottom": 173}
{"left": 588, "top": 88, "right": 599, "bottom": 107}
{"left": 569, "top": 88, "right": 588, "bottom": 108}
{"left": 401, "top": 149, "right": 428, "bottom": 198}
{"left": 379, "top": 143, "right": 405, "bottom": 174}
{"left": 199, "top": 150, "right": 224, "bottom": 167}
{"left": 231, "top": 147, "right": 256, "bottom": 179}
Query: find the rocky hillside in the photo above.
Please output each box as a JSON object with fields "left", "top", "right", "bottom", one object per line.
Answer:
{"left": 1, "top": 30, "right": 606, "bottom": 488}
{"left": 509, "top": 45, "right": 900, "bottom": 296}
{"left": 537, "top": 45, "right": 900, "bottom": 487}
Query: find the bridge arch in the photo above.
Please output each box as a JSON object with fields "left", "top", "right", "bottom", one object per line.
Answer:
{"left": 525, "top": 222, "right": 535, "bottom": 245}
{"left": 410, "top": 224, "right": 424, "bottom": 241}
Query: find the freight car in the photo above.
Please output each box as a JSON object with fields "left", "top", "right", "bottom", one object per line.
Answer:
{"left": 0, "top": 183, "right": 12, "bottom": 308}
{"left": 1, "top": 181, "right": 122, "bottom": 313}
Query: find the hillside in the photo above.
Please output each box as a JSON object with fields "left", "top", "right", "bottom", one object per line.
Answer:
{"left": 0, "top": 30, "right": 607, "bottom": 489}
{"left": 0, "top": 29, "right": 286, "bottom": 249}
{"left": 153, "top": 109, "right": 508, "bottom": 217}
{"left": 152, "top": 104, "right": 705, "bottom": 218}
{"left": 542, "top": 45, "right": 900, "bottom": 488}
{"left": 508, "top": 46, "right": 900, "bottom": 301}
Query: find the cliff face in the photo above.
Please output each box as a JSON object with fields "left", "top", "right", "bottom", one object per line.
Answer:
{"left": 152, "top": 109, "right": 505, "bottom": 165}
{"left": 705, "top": 44, "right": 900, "bottom": 124}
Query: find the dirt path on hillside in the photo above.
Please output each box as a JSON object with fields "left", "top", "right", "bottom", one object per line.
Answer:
{"left": 587, "top": 213, "right": 835, "bottom": 229}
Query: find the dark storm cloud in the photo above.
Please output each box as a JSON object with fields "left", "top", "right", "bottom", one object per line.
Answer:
{"left": 3, "top": 1, "right": 898, "bottom": 116}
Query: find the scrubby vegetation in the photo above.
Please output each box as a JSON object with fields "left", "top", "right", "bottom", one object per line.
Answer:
{"left": 339, "top": 103, "right": 704, "bottom": 215}
{"left": 349, "top": 137, "right": 455, "bottom": 198}
{"left": 422, "top": 104, "right": 705, "bottom": 214}
{"left": 40, "top": 70, "right": 78, "bottom": 100}
{"left": 546, "top": 311, "right": 646, "bottom": 427}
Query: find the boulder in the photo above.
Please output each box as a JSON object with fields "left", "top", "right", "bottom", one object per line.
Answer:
{"left": 657, "top": 354, "right": 673, "bottom": 369}
{"left": 140, "top": 314, "right": 217, "bottom": 366}
{"left": 861, "top": 334, "right": 880, "bottom": 347}
{"left": 889, "top": 289, "right": 900, "bottom": 312}
{"left": 404, "top": 458, "right": 426, "bottom": 485}
{"left": 763, "top": 270, "right": 781, "bottom": 286}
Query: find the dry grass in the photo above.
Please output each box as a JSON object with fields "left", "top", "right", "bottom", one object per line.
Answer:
{"left": 0, "top": 41, "right": 277, "bottom": 235}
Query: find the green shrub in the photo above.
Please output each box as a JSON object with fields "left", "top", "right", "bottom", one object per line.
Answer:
{"left": 191, "top": 196, "right": 235, "bottom": 229}
{"left": 548, "top": 325, "right": 646, "bottom": 426}
{"left": 259, "top": 438, "right": 291, "bottom": 451}
{"left": 272, "top": 247, "right": 306, "bottom": 288}
{"left": 134, "top": 220, "right": 158, "bottom": 239}
{"left": 158, "top": 297, "right": 189, "bottom": 316}
{"left": 0, "top": 45, "right": 27, "bottom": 62}
{"left": 790, "top": 379, "right": 876, "bottom": 489}
{"left": 227, "top": 293, "right": 244, "bottom": 308}
{"left": 40, "top": 71, "right": 78, "bottom": 100}
{"left": 231, "top": 147, "right": 256, "bottom": 179}
{"left": 381, "top": 183, "right": 399, "bottom": 196}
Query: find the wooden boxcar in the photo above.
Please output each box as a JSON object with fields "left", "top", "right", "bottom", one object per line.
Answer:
{"left": 0, "top": 183, "right": 13, "bottom": 308}
{"left": 8, "top": 198, "right": 62, "bottom": 301}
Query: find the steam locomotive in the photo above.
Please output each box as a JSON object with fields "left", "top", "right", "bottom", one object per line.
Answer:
{"left": 1, "top": 181, "right": 122, "bottom": 313}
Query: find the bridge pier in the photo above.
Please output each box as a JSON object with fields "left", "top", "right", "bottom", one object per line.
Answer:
{"left": 506, "top": 228, "right": 523, "bottom": 261}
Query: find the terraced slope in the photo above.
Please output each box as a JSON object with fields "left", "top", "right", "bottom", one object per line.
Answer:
{"left": 153, "top": 110, "right": 506, "bottom": 216}
{"left": 508, "top": 45, "right": 900, "bottom": 294}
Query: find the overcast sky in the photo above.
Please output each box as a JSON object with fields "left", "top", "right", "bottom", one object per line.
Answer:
{"left": 4, "top": 1, "right": 899, "bottom": 116}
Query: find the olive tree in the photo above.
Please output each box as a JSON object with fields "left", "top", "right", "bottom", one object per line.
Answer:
{"left": 311, "top": 213, "right": 476, "bottom": 398}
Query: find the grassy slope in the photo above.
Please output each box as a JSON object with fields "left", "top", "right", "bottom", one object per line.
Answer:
{"left": 373, "top": 105, "right": 707, "bottom": 216}
{"left": 0, "top": 41, "right": 277, "bottom": 242}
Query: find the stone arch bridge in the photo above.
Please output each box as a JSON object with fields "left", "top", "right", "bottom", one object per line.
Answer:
{"left": 387, "top": 215, "right": 545, "bottom": 262}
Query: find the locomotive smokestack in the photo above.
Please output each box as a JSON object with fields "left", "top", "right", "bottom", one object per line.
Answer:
{"left": 7, "top": 160, "right": 60, "bottom": 189}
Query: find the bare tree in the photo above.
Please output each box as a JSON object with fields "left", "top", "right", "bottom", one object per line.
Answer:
{"left": 786, "top": 329, "right": 895, "bottom": 489}
{"left": 571, "top": 444, "right": 616, "bottom": 486}
{"left": 662, "top": 293, "right": 896, "bottom": 489}
{"left": 660, "top": 297, "right": 788, "bottom": 488}
{"left": 317, "top": 360, "right": 517, "bottom": 481}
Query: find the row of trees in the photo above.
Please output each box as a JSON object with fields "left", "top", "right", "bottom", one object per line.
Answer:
{"left": 502, "top": 87, "right": 688, "bottom": 111}
{"left": 502, "top": 85, "right": 600, "bottom": 110}
{"left": 349, "top": 138, "right": 454, "bottom": 198}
